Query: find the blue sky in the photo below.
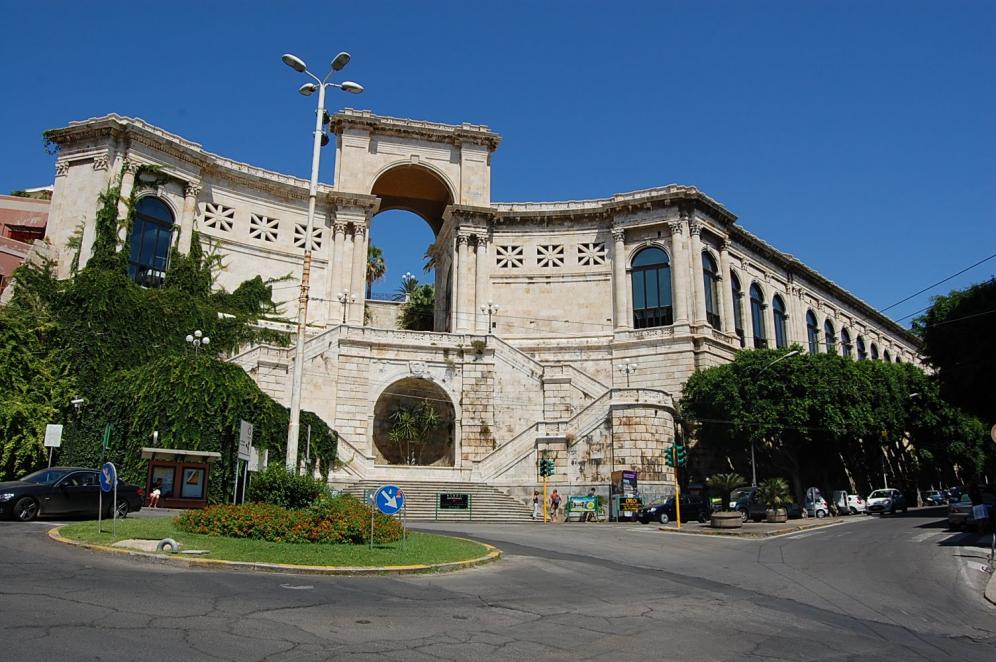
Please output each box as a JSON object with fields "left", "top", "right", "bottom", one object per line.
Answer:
{"left": 2, "top": 1, "right": 993, "bottom": 325}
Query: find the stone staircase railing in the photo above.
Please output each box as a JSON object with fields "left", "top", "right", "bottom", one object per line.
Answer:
{"left": 541, "top": 363, "right": 609, "bottom": 399}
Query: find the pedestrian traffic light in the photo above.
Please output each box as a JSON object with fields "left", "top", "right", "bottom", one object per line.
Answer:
{"left": 675, "top": 439, "right": 687, "bottom": 466}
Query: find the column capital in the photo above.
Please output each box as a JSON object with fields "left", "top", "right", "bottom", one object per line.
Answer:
{"left": 611, "top": 226, "right": 626, "bottom": 243}
{"left": 121, "top": 158, "right": 139, "bottom": 174}
{"left": 474, "top": 232, "right": 489, "bottom": 249}
{"left": 352, "top": 224, "right": 367, "bottom": 238}
{"left": 92, "top": 154, "right": 109, "bottom": 171}
{"left": 55, "top": 161, "right": 70, "bottom": 177}
{"left": 668, "top": 220, "right": 685, "bottom": 237}
{"left": 333, "top": 221, "right": 348, "bottom": 236}
{"left": 184, "top": 181, "right": 202, "bottom": 198}
{"left": 719, "top": 238, "right": 732, "bottom": 251}
{"left": 688, "top": 221, "right": 703, "bottom": 237}
{"left": 456, "top": 233, "right": 470, "bottom": 247}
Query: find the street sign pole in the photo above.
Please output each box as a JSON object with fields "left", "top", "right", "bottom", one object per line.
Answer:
{"left": 112, "top": 473, "right": 118, "bottom": 537}
{"left": 673, "top": 447, "right": 682, "bottom": 530}
{"left": 233, "top": 459, "right": 240, "bottom": 505}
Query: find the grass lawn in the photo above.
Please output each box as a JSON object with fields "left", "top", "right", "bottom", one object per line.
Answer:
{"left": 57, "top": 517, "right": 491, "bottom": 567}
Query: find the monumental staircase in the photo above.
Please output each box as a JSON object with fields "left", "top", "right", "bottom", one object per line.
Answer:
{"left": 340, "top": 480, "right": 535, "bottom": 522}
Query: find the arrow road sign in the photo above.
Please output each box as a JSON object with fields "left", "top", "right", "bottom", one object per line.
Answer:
{"left": 374, "top": 484, "right": 405, "bottom": 515}
{"left": 99, "top": 462, "right": 117, "bottom": 493}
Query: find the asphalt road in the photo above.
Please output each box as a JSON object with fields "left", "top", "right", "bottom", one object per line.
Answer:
{"left": 1, "top": 507, "right": 993, "bottom": 661}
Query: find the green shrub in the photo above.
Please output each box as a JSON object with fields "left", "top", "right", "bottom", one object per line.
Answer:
{"left": 175, "top": 495, "right": 403, "bottom": 545}
{"left": 245, "top": 465, "right": 328, "bottom": 509}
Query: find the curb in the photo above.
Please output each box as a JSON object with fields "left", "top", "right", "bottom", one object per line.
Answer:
{"left": 986, "top": 569, "right": 996, "bottom": 606}
{"left": 48, "top": 528, "right": 500, "bottom": 576}
{"left": 657, "top": 518, "right": 850, "bottom": 539}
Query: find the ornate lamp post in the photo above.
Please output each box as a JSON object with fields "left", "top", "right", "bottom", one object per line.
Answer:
{"left": 480, "top": 301, "right": 499, "bottom": 334}
{"left": 617, "top": 361, "right": 637, "bottom": 388}
{"left": 282, "top": 51, "right": 364, "bottom": 472}
{"left": 337, "top": 290, "right": 358, "bottom": 324}
{"left": 185, "top": 329, "right": 210, "bottom": 352}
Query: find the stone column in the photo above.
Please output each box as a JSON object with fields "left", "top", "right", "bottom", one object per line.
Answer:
{"left": 474, "top": 234, "right": 489, "bottom": 333}
{"left": 764, "top": 284, "right": 777, "bottom": 348}
{"left": 325, "top": 222, "right": 346, "bottom": 324}
{"left": 736, "top": 267, "right": 754, "bottom": 349}
{"left": 450, "top": 235, "right": 460, "bottom": 332}
{"left": 669, "top": 220, "right": 689, "bottom": 326}
{"left": 455, "top": 233, "right": 473, "bottom": 332}
{"left": 688, "top": 221, "right": 707, "bottom": 327}
{"left": 177, "top": 181, "right": 201, "bottom": 254}
{"left": 612, "top": 226, "right": 629, "bottom": 330}
{"left": 116, "top": 159, "right": 137, "bottom": 245}
{"left": 339, "top": 227, "right": 355, "bottom": 325}
{"left": 348, "top": 224, "right": 367, "bottom": 324}
{"left": 718, "top": 240, "right": 736, "bottom": 335}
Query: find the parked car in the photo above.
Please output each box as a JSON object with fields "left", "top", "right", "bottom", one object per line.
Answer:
{"left": 782, "top": 502, "right": 805, "bottom": 519}
{"left": 923, "top": 490, "right": 947, "bottom": 506}
{"left": 836, "top": 493, "right": 867, "bottom": 514}
{"left": 637, "top": 495, "right": 712, "bottom": 525}
{"left": 947, "top": 494, "right": 976, "bottom": 530}
{"left": 0, "top": 467, "right": 144, "bottom": 522}
{"left": 805, "top": 496, "right": 829, "bottom": 518}
{"left": 732, "top": 488, "right": 804, "bottom": 522}
{"left": 729, "top": 486, "right": 755, "bottom": 510}
{"left": 866, "top": 488, "right": 907, "bottom": 515}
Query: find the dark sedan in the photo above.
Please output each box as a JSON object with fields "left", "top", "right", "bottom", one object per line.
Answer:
{"left": 637, "top": 495, "right": 712, "bottom": 525}
{"left": 0, "top": 467, "right": 144, "bottom": 521}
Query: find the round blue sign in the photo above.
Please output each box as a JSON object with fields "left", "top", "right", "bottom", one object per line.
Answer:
{"left": 374, "top": 484, "right": 405, "bottom": 515}
{"left": 99, "top": 462, "right": 117, "bottom": 493}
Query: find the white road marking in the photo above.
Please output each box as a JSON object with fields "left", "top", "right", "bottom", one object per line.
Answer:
{"left": 911, "top": 530, "right": 948, "bottom": 543}
{"left": 280, "top": 584, "right": 314, "bottom": 590}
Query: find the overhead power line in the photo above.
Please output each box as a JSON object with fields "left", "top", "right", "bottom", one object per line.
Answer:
{"left": 880, "top": 252, "right": 996, "bottom": 314}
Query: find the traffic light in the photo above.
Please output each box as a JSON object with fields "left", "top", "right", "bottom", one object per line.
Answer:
{"left": 665, "top": 444, "right": 675, "bottom": 467}
{"left": 675, "top": 439, "right": 687, "bottom": 466}
{"left": 538, "top": 457, "right": 555, "bottom": 477}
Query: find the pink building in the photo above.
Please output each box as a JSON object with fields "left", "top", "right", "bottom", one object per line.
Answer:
{"left": 0, "top": 192, "right": 49, "bottom": 292}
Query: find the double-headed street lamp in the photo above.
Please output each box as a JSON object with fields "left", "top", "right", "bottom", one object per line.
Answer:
{"left": 186, "top": 329, "right": 210, "bottom": 352}
{"left": 338, "top": 290, "right": 358, "bottom": 324}
{"left": 283, "top": 51, "right": 364, "bottom": 472}
{"left": 617, "top": 361, "right": 637, "bottom": 388}
{"left": 480, "top": 301, "right": 499, "bottom": 334}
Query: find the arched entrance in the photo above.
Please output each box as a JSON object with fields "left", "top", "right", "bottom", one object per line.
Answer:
{"left": 369, "top": 165, "right": 455, "bottom": 331}
{"left": 372, "top": 377, "right": 456, "bottom": 466}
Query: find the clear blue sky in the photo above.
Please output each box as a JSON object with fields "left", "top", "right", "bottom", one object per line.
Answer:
{"left": 2, "top": 1, "right": 993, "bottom": 325}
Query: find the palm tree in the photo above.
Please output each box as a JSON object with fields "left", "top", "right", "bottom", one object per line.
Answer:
{"left": 366, "top": 244, "right": 386, "bottom": 298}
{"left": 707, "top": 472, "right": 747, "bottom": 512}
{"left": 393, "top": 272, "right": 419, "bottom": 302}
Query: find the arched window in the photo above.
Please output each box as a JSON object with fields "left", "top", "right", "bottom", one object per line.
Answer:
{"left": 702, "top": 252, "right": 721, "bottom": 328}
{"left": 772, "top": 295, "right": 788, "bottom": 349}
{"left": 128, "top": 197, "right": 174, "bottom": 288}
{"left": 731, "top": 272, "right": 745, "bottom": 347}
{"left": 823, "top": 320, "right": 837, "bottom": 354}
{"left": 896, "top": 355, "right": 902, "bottom": 364}
{"left": 856, "top": 336, "right": 867, "bottom": 360}
{"left": 806, "top": 310, "right": 819, "bottom": 354}
{"left": 870, "top": 343, "right": 879, "bottom": 360}
{"left": 749, "top": 283, "right": 766, "bottom": 348}
{"left": 841, "top": 329, "right": 853, "bottom": 358}
{"left": 883, "top": 349, "right": 891, "bottom": 362}
{"left": 631, "top": 247, "right": 673, "bottom": 329}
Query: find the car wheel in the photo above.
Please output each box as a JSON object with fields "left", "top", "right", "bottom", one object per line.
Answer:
{"left": 849, "top": 507, "right": 857, "bottom": 515}
{"left": 13, "top": 497, "right": 39, "bottom": 522}
{"left": 698, "top": 511, "right": 709, "bottom": 524}
{"left": 659, "top": 511, "right": 669, "bottom": 525}
{"left": 115, "top": 499, "right": 130, "bottom": 519}
{"left": 816, "top": 509, "right": 826, "bottom": 519}
{"left": 739, "top": 510, "right": 749, "bottom": 523}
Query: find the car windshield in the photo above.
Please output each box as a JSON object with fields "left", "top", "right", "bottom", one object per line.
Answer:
{"left": 868, "top": 490, "right": 892, "bottom": 499}
{"left": 20, "top": 469, "right": 72, "bottom": 485}
{"left": 730, "top": 488, "right": 752, "bottom": 501}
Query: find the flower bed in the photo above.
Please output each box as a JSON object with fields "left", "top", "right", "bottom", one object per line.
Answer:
{"left": 176, "top": 495, "right": 402, "bottom": 544}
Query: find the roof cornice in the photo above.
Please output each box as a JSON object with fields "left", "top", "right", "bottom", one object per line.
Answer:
{"left": 329, "top": 108, "right": 501, "bottom": 151}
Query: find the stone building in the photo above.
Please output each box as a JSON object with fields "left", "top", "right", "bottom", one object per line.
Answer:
{"left": 39, "top": 111, "right": 919, "bottom": 497}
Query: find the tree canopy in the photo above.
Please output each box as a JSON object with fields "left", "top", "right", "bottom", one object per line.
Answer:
{"left": 681, "top": 348, "right": 989, "bottom": 500}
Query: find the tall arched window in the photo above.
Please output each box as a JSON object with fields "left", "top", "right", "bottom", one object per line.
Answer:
{"left": 772, "top": 295, "right": 788, "bottom": 349}
{"left": 841, "top": 329, "right": 853, "bottom": 358}
{"left": 749, "top": 283, "right": 767, "bottom": 348}
{"left": 702, "top": 252, "right": 721, "bottom": 328}
{"left": 128, "top": 197, "right": 175, "bottom": 288}
{"left": 856, "top": 336, "right": 867, "bottom": 360}
{"left": 823, "top": 320, "right": 837, "bottom": 354}
{"left": 896, "top": 355, "right": 902, "bottom": 364}
{"left": 870, "top": 343, "right": 879, "bottom": 360}
{"left": 806, "top": 310, "right": 819, "bottom": 354}
{"left": 731, "top": 272, "right": 745, "bottom": 347}
{"left": 631, "top": 247, "right": 673, "bottom": 329}
{"left": 883, "top": 349, "right": 891, "bottom": 362}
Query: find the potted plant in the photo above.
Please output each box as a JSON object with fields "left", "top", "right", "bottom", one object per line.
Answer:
{"left": 757, "top": 477, "right": 792, "bottom": 523}
{"left": 707, "top": 472, "right": 746, "bottom": 529}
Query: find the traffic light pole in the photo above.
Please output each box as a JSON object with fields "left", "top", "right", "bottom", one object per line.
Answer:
{"left": 543, "top": 473, "right": 549, "bottom": 523}
{"left": 673, "top": 446, "right": 682, "bottom": 530}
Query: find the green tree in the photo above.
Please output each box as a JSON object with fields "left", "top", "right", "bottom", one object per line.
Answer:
{"left": 706, "top": 473, "right": 746, "bottom": 511}
{"left": 914, "top": 277, "right": 996, "bottom": 424}
{"left": 366, "top": 244, "right": 386, "bottom": 298}
{"left": 387, "top": 399, "right": 442, "bottom": 465}
{"left": 397, "top": 283, "right": 435, "bottom": 331}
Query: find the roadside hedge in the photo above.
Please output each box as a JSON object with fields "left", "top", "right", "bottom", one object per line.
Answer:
{"left": 175, "top": 494, "right": 402, "bottom": 545}
{"left": 245, "top": 465, "right": 329, "bottom": 509}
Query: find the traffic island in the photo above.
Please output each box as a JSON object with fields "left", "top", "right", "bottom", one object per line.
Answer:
{"left": 658, "top": 515, "right": 862, "bottom": 538}
{"left": 51, "top": 518, "right": 500, "bottom": 575}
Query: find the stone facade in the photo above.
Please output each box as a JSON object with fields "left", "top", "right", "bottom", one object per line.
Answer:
{"left": 38, "top": 111, "right": 921, "bottom": 492}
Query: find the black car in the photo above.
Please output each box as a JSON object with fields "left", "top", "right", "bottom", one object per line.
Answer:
{"left": 637, "top": 495, "right": 712, "bottom": 525}
{"left": 734, "top": 489, "right": 804, "bottom": 522}
{"left": 0, "top": 467, "right": 144, "bottom": 521}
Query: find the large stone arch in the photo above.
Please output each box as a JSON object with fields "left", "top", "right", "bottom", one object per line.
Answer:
{"left": 370, "top": 163, "right": 455, "bottom": 236}
{"left": 372, "top": 377, "right": 456, "bottom": 466}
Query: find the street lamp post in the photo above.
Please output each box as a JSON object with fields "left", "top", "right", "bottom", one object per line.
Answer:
{"left": 480, "top": 301, "right": 499, "bottom": 334}
{"left": 282, "top": 51, "right": 364, "bottom": 473}
{"left": 337, "top": 290, "right": 358, "bottom": 324}
{"left": 751, "top": 350, "right": 801, "bottom": 486}
{"left": 185, "top": 329, "right": 210, "bottom": 352}
{"left": 617, "top": 361, "right": 637, "bottom": 388}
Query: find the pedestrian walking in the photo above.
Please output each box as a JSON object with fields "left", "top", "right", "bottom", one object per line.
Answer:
{"left": 532, "top": 490, "right": 541, "bottom": 520}
{"left": 549, "top": 489, "right": 562, "bottom": 523}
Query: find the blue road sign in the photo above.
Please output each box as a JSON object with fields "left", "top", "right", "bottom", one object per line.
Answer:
{"left": 99, "top": 462, "right": 117, "bottom": 493}
{"left": 374, "top": 484, "right": 405, "bottom": 515}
